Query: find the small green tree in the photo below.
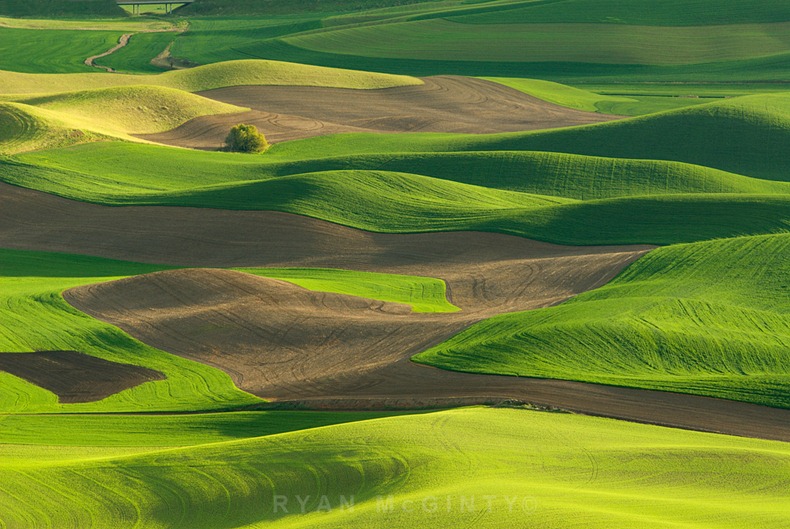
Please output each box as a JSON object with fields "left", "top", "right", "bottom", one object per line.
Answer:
{"left": 225, "top": 124, "right": 268, "bottom": 153}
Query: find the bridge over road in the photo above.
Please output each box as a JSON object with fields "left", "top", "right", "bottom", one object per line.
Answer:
{"left": 117, "top": 0, "right": 193, "bottom": 15}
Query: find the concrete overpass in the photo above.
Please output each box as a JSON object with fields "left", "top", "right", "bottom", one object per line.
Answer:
{"left": 116, "top": 0, "right": 193, "bottom": 15}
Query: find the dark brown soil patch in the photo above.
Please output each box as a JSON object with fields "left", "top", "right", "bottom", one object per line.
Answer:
{"left": 0, "top": 351, "right": 165, "bottom": 403}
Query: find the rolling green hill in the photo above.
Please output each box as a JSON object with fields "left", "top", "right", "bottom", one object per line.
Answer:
{"left": 454, "top": 0, "right": 790, "bottom": 26}
{"left": 1, "top": 3, "right": 789, "bottom": 529}
{"left": 0, "top": 86, "right": 247, "bottom": 152}
{"left": 18, "top": 142, "right": 790, "bottom": 200}
{"left": 6, "top": 91, "right": 790, "bottom": 244}
{"left": 1, "top": 407, "right": 788, "bottom": 528}
{"left": 416, "top": 234, "right": 790, "bottom": 408}
{"left": 21, "top": 85, "right": 245, "bottom": 134}
{"left": 0, "top": 102, "right": 111, "bottom": 154}
{"left": 7, "top": 143, "right": 790, "bottom": 246}
{"left": 264, "top": 93, "right": 790, "bottom": 182}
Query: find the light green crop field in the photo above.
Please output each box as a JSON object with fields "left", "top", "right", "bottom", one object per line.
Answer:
{"left": 0, "top": 102, "right": 112, "bottom": 154}
{"left": 0, "top": 16, "right": 174, "bottom": 31}
{"left": 5, "top": 0, "right": 790, "bottom": 87}
{"left": 0, "top": 411, "right": 416, "bottom": 460}
{"left": 416, "top": 234, "right": 790, "bottom": 408}
{"left": 0, "top": 407, "right": 788, "bottom": 528}
{"left": 238, "top": 268, "right": 459, "bottom": 313}
{"left": 158, "top": 2, "right": 790, "bottom": 82}
{"left": 452, "top": 0, "right": 790, "bottom": 26}
{"left": 2, "top": 2, "right": 790, "bottom": 528}
{"left": 283, "top": 20, "right": 790, "bottom": 66}
{"left": 0, "top": 88, "right": 244, "bottom": 153}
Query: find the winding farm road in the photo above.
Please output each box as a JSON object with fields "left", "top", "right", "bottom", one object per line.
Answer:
{"left": 84, "top": 33, "right": 133, "bottom": 72}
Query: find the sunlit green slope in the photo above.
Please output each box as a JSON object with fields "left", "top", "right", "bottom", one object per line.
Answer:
{"left": 0, "top": 407, "right": 788, "bottom": 528}
{"left": 416, "top": 234, "right": 790, "bottom": 408}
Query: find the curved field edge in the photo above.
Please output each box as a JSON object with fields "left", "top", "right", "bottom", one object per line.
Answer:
{"left": 0, "top": 407, "right": 788, "bottom": 529}
{"left": 479, "top": 76, "right": 716, "bottom": 116}
{"left": 238, "top": 268, "right": 459, "bottom": 313}
{"left": 415, "top": 234, "right": 790, "bottom": 409}
{"left": 2, "top": 162, "right": 787, "bottom": 246}
{"left": 0, "top": 59, "right": 422, "bottom": 96}
{"left": 5, "top": 138, "right": 790, "bottom": 247}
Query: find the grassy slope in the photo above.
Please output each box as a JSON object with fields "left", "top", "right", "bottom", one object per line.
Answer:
{"left": 17, "top": 142, "right": 790, "bottom": 199}
{"left": 177, "top": 0, "right": 443, "bottom": 16}
{"left": 481, "top": 77, "right": 636, "bottom": 112}
{"left": 6, "top": 0, "right": 790, "bottom": 83}
{"left": 7, "top": 95, "right": 790, "bottom": 245}
{"left": 458, "top": 0, "right": 790, "bottom": 26}
{"left": 0, "top": 86, "right": 246, "bottom": 152}
{"left": 0, "top": 102, "right": 111, "bottom": 154}
{"left": 9, "top": 150, "right": 790, "bottom": 245}
{"left": 478, "top": 94, "right": 790, "bottom": 182}
{"left": 0, "top": 59, "right": 421, "bottom": 96}
{"left": 0, "top": 407, "right": 788, "bottom": 528}
{"left": 0, "top": 16, "right": 173, "bottom": 31}
{"left": 21, "top": 85, "right": 245, "bottom": 134}
{"left": 0, "top": 411, "right": 413, "bottom": 453}
{"left": 239, "top": 268, "right": 458, "bottom": 313}
{"left": 416, "top": 234, "right": 790, "bottom": 408}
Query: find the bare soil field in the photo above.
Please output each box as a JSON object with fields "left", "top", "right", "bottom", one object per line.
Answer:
{"left": 0, "top": 351, "right": 164, "bottom": 403}
{"left": 140, "top": 76, "right": 619, "bottom": 147}
{"left": 65, "top": 269, "right": 790, "bottom": 442}
{"left": 0, "top": 181, "right": 647, "bottom": 307}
